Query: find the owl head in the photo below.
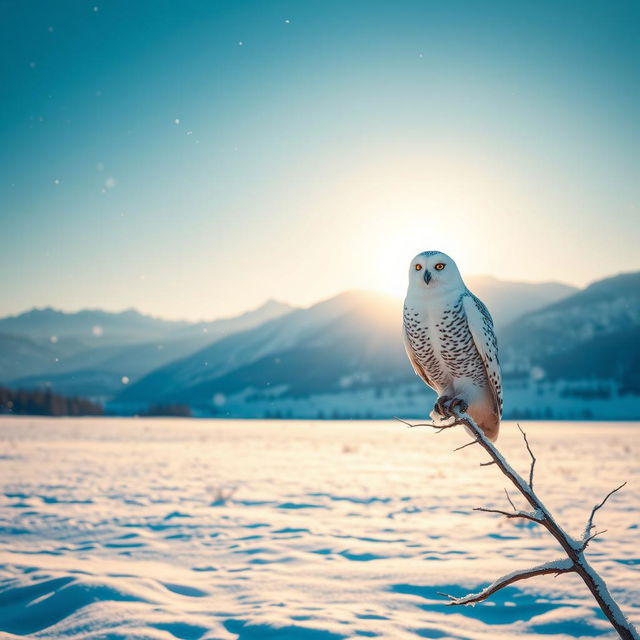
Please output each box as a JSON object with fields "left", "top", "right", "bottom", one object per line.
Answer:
{"left": 408, "top": 251, "right": 464, "bottom": 293}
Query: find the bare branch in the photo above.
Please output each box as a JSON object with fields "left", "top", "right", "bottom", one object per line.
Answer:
{"left": 480, "top": 460, "right": 496, "bottom": 467}
{"left": 474, "top": 506, "right": 543, "bottom": 524}
{"left": 396, "top": 411, "right": 639, "bottom": 639}
{"left": 582, "top": 482, "right": 626, "bottom": 545}
{"left": 439, "top": 559, "right": 575, "bottom": 606}
{"left": 517, "top": 423, "right": 536, "bottom": 490}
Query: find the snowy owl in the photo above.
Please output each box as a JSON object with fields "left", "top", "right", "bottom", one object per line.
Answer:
{"left": 402, "top": 251, "right": 503, "bottom": 441}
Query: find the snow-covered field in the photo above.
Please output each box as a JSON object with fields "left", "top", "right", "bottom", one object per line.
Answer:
{"left": 0, "top": 417, "right": 638, "bottom": 640}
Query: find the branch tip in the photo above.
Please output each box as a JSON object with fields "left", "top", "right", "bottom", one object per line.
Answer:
{"left": 582, "top": 482, "right": 627, "bottom": 546}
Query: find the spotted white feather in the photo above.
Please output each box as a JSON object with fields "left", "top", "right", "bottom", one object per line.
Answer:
{"left": 462, "top": 292, "right": 503, "bottom": 417}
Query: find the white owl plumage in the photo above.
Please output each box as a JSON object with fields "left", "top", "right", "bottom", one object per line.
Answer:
{"left": 402, "top": 251, "right": 503, "bottom": 441}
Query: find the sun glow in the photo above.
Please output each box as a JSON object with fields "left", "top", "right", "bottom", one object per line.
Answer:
{"left": 372, "top": 234, "right": 418, "bottom": 297}
{"left": 329, "top": 151, "right": 500, "bottom": 300}
{"left": 370, "top": 224, "right": 473, "bottom": 298}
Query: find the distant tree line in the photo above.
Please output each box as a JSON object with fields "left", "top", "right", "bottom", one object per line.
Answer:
{"left": 140, "top": 403, "right": 192, "bottom": 417}
{"left": 0, "top": 387, "right": 103, "bottom": 416}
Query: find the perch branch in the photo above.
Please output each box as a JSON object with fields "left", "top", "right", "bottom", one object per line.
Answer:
{"left": 439, "top": 559, "right": 574, "bottom": 606}
{"left": 402, "top": 410, "right": 639, "bottom": 640}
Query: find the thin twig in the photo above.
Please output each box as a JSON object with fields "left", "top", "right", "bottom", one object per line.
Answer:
{"left": 393, "top": 416, "right": 463, "bottom": 431}
{"left": 504, "top": 488, "right": 516, "bottom": 512}
{"left": 582, "top": 482, "right": 627, "bottom": 544}
{"left": 517, "top": 423, "right": 536, "bottom": 490}
{"left": 454, "top": 439, "right": 479, "bottom": 451}
{"left": 393, "top": 416, "right": 439, "bottom": 429}
{"left": 582, "top": 529, "right": 608, "bottom": 549}
{"left": 474, "top": 506, "right": 543, "bottom": 523}
{"left": 480, "top": 460, "right": 496, "bottom": 467}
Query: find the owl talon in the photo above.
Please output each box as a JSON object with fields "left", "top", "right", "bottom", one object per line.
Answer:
{"left": 434, "top": 395, "right": 452, "bottom": 418}
{"left": 449, "top": 398, "right": 468, "bottom": 414}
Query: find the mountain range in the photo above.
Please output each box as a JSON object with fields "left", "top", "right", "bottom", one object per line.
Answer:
{"left": 0, "top": 300, "right": 293, "bottom": 397}
{"left": 1, "top": 273, "right": 638, "bottom": 419}
{"left": 500, "top": 272, "right": 640, "bottom": 393}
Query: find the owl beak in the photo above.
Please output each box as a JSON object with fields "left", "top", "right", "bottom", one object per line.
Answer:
{"left": 423, "top": 269, "right": 432, "bottom": 285}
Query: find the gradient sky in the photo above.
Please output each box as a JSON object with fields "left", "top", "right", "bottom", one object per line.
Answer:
{"left": 1, "top": 0, "right": 638, "bottom": 320}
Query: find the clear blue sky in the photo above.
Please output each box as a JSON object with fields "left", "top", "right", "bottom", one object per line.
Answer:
{"left": 1, "top": 0, "right": 638, "bottom": 319}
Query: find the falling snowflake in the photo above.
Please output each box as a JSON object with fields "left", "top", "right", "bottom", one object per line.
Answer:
{"left": 104, "top": 176, "right": 116, "bottom": 189}
{"left": 53, "top": 179, "right": 60, "bottom": 185}
{"left": 121, "top": 376, "right": 130, "bottom": 385}
{"left": 50, "top": 336, "right": 58, "bottom": 344}
{"left": 213, "top": 393, "right": 226, "bottom": 407}
{"left": 284, "top": 19, "right": 291, "bottom": 24}
{"left": 92, "top": 325, "right": 104, "bottom": 337}
{"left": 531, "top": 366, "right": 546, "bottom": 381}
{"left": 93, "top": 6, "right": 99, "bottom": 12}
{"left": 238, "top": 41, "right": 244, "bottom": 46}
{"left": 174, "top": 118, "right": 180, "bottom": 125}
{"left": 186, "top": 130, "right": 193, "bottom": 136}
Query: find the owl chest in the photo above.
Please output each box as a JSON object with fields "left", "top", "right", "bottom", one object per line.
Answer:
{"left": 404, "top": 301, "right": 483, "bottom": 386}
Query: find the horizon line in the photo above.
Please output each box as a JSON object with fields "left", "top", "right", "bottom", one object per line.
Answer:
{"left": 2, "top": 268, "right": 635, "bottom": 323}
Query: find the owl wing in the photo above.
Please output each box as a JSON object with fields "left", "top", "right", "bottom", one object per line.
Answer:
{"left": 402, "top": 326, "right": 436, "bottom": 391}
{"left": 462, "top": 292, "right": 503, "bottom": 417}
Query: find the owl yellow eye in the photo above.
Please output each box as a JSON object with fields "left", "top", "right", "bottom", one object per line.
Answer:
{"left": 434, "top": 263, "right": 445, "bottom": 271}
{"left": 415, "top": 264, "right": 422, "bottom": 271}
